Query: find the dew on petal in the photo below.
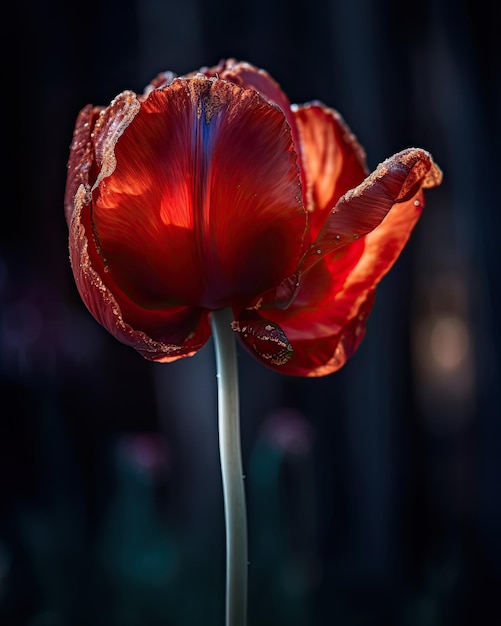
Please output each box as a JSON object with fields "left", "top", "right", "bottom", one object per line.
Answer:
{"left": 232, "top": 317, "right": 293, "bottom": 366}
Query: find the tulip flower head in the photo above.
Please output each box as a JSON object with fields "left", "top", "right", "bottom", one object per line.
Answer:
{"left": 65, "top": 59, "right": 442, "bottom": 377}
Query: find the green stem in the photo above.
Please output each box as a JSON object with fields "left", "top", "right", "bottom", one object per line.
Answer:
{"left": 210, "top": 307, "right": 248, "bottom": 626}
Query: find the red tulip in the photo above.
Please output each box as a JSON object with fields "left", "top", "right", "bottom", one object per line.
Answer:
{"left": 64, "top": 59, "right": 442, "bottom": 377}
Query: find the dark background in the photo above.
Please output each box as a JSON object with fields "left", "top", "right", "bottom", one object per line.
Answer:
{"left": 2, "top": 0, "right": 500, "bottom": 625}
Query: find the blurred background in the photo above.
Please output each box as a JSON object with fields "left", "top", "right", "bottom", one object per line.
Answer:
{"left": 2, "top": 0, "right": 500, "bottom": 624}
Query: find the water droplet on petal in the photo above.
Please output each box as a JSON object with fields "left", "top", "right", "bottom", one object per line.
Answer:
{"left": 232, "top": 315, "right": 293, "bottom": 366}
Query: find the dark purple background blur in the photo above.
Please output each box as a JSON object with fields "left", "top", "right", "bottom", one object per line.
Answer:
{"left": 2, "top": 1, "right": 500, "bottom": 625}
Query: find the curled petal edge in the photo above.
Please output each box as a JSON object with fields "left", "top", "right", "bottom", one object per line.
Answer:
{"left": 276, "top": 148, "right": 443, "bottom": 308}
{"left": 232, "top": 310, "right": 294, "bottom": 367}
{"left": 64, "top": 104, "right": 101, "bottom": 226}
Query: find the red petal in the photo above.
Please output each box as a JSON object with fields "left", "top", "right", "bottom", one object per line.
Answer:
{"left": 276, "top": 148, "right": 443, "bottom": 307}
{"left": 196, "top": 59, "right": 299, "bottom": 144}
{"left": 64, "top": 103, "right": 104, "bottom": 226}
{"left": 308, "top": 148, "right": 441, "bottom": 265}
{"left": 247, "top": 149, "right": 442, "bottom": 376}
{"left": 266, "top": 175, "right": 430, "bottom": 356}
{"left": 196, "top": 59, "right": 308, "bottom": 204}
{"left": 68, "top": 195, "right": 211, "bottom": 361}
{"left": 292, "top": 103, "right": 368, "bottom": 235}
{"left": 91, "top": 75, "right": 306, "bottom": 312}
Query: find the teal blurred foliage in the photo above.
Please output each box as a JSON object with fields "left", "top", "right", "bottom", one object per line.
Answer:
{"left": 247, "top": 410, "right": 319, "bottom": 626}
{"left": 0, "top": 401, "right": 321, "bottom": 626}
{"left": 0, "top": 381, "right": 466, "bottom": 626}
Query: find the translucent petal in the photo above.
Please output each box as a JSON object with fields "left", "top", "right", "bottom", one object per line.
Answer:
{"left": 91, "top": 75, "right": 306, "bottom": 311}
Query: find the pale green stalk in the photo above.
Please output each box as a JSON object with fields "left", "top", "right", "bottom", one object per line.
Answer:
{"left": 210, "top": 307, "right": 248, "bottom": 626}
